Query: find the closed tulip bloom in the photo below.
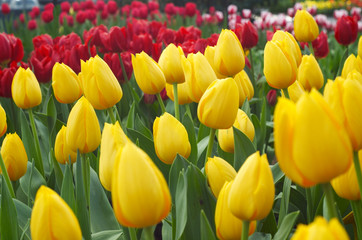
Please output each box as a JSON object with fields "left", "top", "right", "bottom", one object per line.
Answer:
{"left": 30, "top": 186, "right": 82, "bottom": 240}
{"left": 294, "top": 10, "right": 319, "bottom": 42}
{"left": 287, "top": 80, "right": 305, "bottom": 103}
{"left": 66, "top": 96, "right": 101, "bottom": 154}
{"left": 324, "top": 78, "right": 362, "bottom": 150}
{"left": 234, "top": 70, "right": 254, "bottom": 106}
{"left": 0, "top": 104, "right": 7, "bottom": 137}
{"left": 165, "top": 82, "right": 192, "bottom": 105}
{"left": 228, "top": 152, "right": 274, "bottom": 220}
{"left": 341, "top": 54, "right": 362, "bottom": 78}
{"left": 112, "top": 142, "right": 171, "bottom": 228}
{"left": 153, "top": 113, "right": 191, "bottom": 164}
{"left": 52, "top": 62, "right": 82, "bottom": 104}
{"left": 205, "top": 156, "right": 237, "bottom": 198}
{"left": 274, "top": 90, "right": 352, "bottom": 187}
{"left": 81, "top": 55, "right": 122, "bottom": 110}
{"left": 214, "top": 29, "right": 245, "bottom": 77}
{"left": 335, "top": 16, "right": 358, "bottom": 46}
{"left": 54, "top": 126, "right": 77, "bottom": 164}
{"left": 198, "top": 78, "right": 239, "bottom": 129}
{"left": 215, "top": 181, "right": 256, "bottom": 240}
{"left": 0, "top": 133, "right": 28, "bottom": 181}
{"left": 204, "top": 46, "right": 227, "bottom": 79}
{"left": 11, "top": 67, "right": 42, "bottom": 109}
{"left": 272, "top": 31, "right": 302, "bottom": 66}
{"left": 332, "top": 150, "right": 362, "bottom": 200}
{"left": 291, "top": 217, "right": 349, "bottom": 240}
{"left": 99, "top": 121, "right": 128, "bottom": 191}
{"left": 132, "top": 51, "right": 166, "bottom": 95}
{"left": 182, "top": 52, "right": 217, "bottom": 102}
{"left": 158, "top": 44, "right": 185, "bottom": 84}
{"left": 218, "top": 109, "right": 255, "bottom": 153}
{"left": 297, "top": 54, "right": 324, "bottom": 91}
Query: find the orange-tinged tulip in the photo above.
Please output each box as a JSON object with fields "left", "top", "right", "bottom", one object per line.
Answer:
{"left": 165, "top": 82, "right": 192, "bottom": 105}
{"left": 294, "top": 10, "right": 319, "bottom": 42}
{"left": 158, "top": 44, "right": 185, "bottom": 84}
{"left": 112, "top": 142, "right": 171, "bottom": 228}
{"left": 54, "top": 125, "right": 77, "bottom": 164}
{"left": 298, "top": 54, "right": 324, "bottom": 91}
{"left": 30, "top": 186, "right": 82, "bottom": 240}
{"left": 0, "top": 104, "right": 7, "bottom": 137}
{"left": 234, "top": 70, "right": 254, "bottom": 106}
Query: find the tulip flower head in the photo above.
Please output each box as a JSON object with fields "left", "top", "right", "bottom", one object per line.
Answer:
{"left": 341, "top": 54, "right": 362, "bottom": 79}
{"left": 335, "top": 16, "right": 358, "bottom": 46}
{"left": 297, "top": 54, "right": 324, "bottom": 91}
{"left": 0, "top": 104, "right": 7, "bottom": 137}
{"left": 165, "top": 82, "right": 192, "bottom": 105}
{"left": 287, "top": 80, "right": 305, "bottom": 103}
{"left": 294, "top": 10, "right": 319, "bottom": 42}
{"left": 234, "top": 70, "right": 254, "bottom": 106}
{"left": 54, "top": 125, "right": 77, "bottom": 164}
{"left": 158, "top": 44, "right": 185, "bottom": 84}
{"left": 204, "top": 46, "right": 227, "bottom": 79}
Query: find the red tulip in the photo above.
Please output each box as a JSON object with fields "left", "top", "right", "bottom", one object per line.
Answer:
{"left": 96, "top": 0, "right": 105, "bottom": 11}
{"left": 109, "top": 26, "right": 129, "bottom": 52}
{"left": 148, "top": 21, "right": 165, "bottom": 40}
{"left": 72, "top": 2, "right": 80, "bottom": 11}
{"left": 60, "top": 1, "right": 70, "bottom": 13}
{"left": 104, "top": 52, "right": 132, "bottom": 83}
{"left": 131, "top": 19, "right": 149, "bottom": 35}
{"left": 131, "top": 33, "right": 153, "bottom": 55}
{"left": 335, "top": 16, "right": 358, "bottom": 45}
{"left": 157, "top": 28, "right": 176, "bottom": 45}
{"left": 266, "top": 89, "right": 277, "bottom": 106}
{"left": 148, "top": 1, "right": 159, "bottom": 11}
{"left": 8, "top": 34, "right": 24, "bottom": 63}
{"left": 30, "top": 6, "right": 40, "bottom": 18}
{"left": 28, "top": 20, "right": 37, "bottom": 30}
{"left": 312, "top": 31, "right": 329, "bottom": 59}
{"left": 44, "top": 3, "right": 54, "bottom": 11}
{"left": 234, "top": 21, "right": 258, "bottom": 49}
{"left": 83, "top": 0, "right": 95, "bottom": 9}
{"left": 33, "top": 34, "right": 53, "bottom": 48}
{"left": 1, "top": 3, "right": 10, "bottom": 15}
{"left": 165, "top": 3, "right": 177, "bottom": 16}
{"left": 86, "top": 9, "right": 97, "bottom": 21}
{"left": 19, "top": 13, "right": 25, "bottom": 23}
{"left": 41, "top": 10, "right": 54, "bottom": 23}
{"left": 76, "top": 11, "right": 86, "bottom": 24}
{"left": 193, "top": 38, "right": 208, "bottom": 54}
{"left": 63, "top": 44, "right": 96, "bottom": 73}
{"left": 152, "top": 42, "right": 162, "bottom": 62}
{"left": 101, "top": 9, "right": 108, "bottom": 20}
{"left": 185, "top": 2, "right": 197, "bottom": 17}
{"left": 66, "top": 15, "right": 74, "bottom": 27}
{"left": 107, "top": 0, "right": 117, "bottom": 14}
{"left": 121, "top": 5, "right": 130, "bottom": 17}
{"left": 0, "top": 63, "right": 23, "bottom": 98}
{"left": 0, "top": 33, "right": 12, "bottom": 65}
{"left": 207, "top": 33, "right": 219, "bottom": 46}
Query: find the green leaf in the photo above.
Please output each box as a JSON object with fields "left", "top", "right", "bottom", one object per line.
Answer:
{"left": 1, "top": 175, "right": 19, "bottom": 240}
{"left": 61, "top": 163, "right": 76, "bottom": 213}
{"left": 197, "top": 136, "right": 209, "bottom": 162}
{"left": 271, "top": 163, "right": 284, "bottom": 184}
{"left": 126, "top": 101, "right": 136, "bottom": 129}
{"left": 19, "top": 162, "right": 47, "bottom": 202}
{"left": 134, "top": 114, "right": 152, "bottom": 139}
{"left": 20, "top": 110, "right": 37, "bottom": 167}
{"left": 175, "top": 170, "right": 187, "bottom": 240}
{"left": 46, "top": 95, "right": 57, "bottom": 145}
{"left": 335, "top": 47, "right": 348, "bottom": 78}
{"left": 50, "top": 149, "right": 63, "bottom": 191}
{"left": 91, "top": 230, "right": 124, "bottom": 240}
{"left": 197, "top": 123, "right": 210, "bottom": 142}
{"left": 169, "top": 155, "right": 191, "bottom": 203}
{"left": 182, "top": 113, "right": 198, "bottom": 164}
{"left": 241, "top": 99, "right": 251, "bottom": 117}
{"left": 251, "top": 114, "right": 261, "bottom": 149}
{"left": 259, "top": 210, "right": 277, "bottom": 236}
{"left": 278, "top": 177, "right": 292, "bottom": 228}
{"left": 249, "top": 232, "right": 272, "bottom": 240}
{"left": 89, "top": 167, "right": 120, "bottom": 232}
{"left": 273, "top": 211, "right": 300, "bottom": 240}
{"left": 14, "top": 199, "right": 32, "bottom": 240}
{"left": 200, "top": 210, "right": 217, "bottom": 240}
{"left": 233, "top": 127, "right": 256, "bottom": 171}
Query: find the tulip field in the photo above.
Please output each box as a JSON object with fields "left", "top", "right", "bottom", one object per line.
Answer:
{"left": 0, "top": 0, "right": 362, "bottom": 239}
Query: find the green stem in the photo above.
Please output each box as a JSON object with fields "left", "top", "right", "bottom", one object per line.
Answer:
{"left": 185, "top": 104, "right": 192, "bottom": 120}
{"left": 306, "top": 187, "right": 313, "bottom": 223}
{"left": 241, "top": 220, "right": 250, "bottom": 240}
{"left": 81, "top": 153, "right": 90, "bottom": 207}
{"left": 28, "top": 108, "right": 44, "bottom": 177}
{"left": 350, "top": 200, "right": 362, "bottom": 239}
{"left": 119, "top": 54, "right": 140, "bottom": 103}
{"left": 173, "top": 83, "right": 180, "bottom": 121}
{"left": 353, "top": 151, "right": 362, "bottom": 201}
{"left": 308, "top": 42, "right": 314, "bottom": 56}
{"left": 0, "top": 153, "right": 15, "bottom": 198}
{"left": 322, "top": 183, "right": 339, "bottom": 221}
{"left": 143, "top": 226, "right": 154, "bottom": 240}
{"left": 107, "top": 107, "right": 116, "bottom": 124}
{"left": 249, "top": 49, "right": 256, "bottom": 91}
{"left": 156, "top": 93, "right": 166, "bottom": 114}
{"left": 282, "top": 88, "right": 290, "bottom": 99}
{"left": 204, "top": 128, "right": 216, "bottom": 166}
{"left": 129, "top": 227, "right": 137, "bottom": 240}
{"left": 113, "top": 105, "right": 122, "bottom": 123}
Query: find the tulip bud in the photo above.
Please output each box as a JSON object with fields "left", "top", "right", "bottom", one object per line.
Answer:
{"left": 341, "top": 54, "right": 362, "bottom": 79}
{"left": 228, "top": 151, "right": 274, "bottom": 220}
{"left": 204, "top": 46, "right": 227, "bottom": 79}
{"left": 99, "top": 121, "right": 128, "bottom": 191}
{"left": 335, "top": 16, "right": 358, "bottom": 46}
{"left": 274, "top": 90, "right": 352, "bottom": 187}
{"left": 112, "top": 142, "right": 171, "bottom": 228}
{"left": 214, "top": 29, "right": 245, "bottom": 77}
{"left": 165, "top": 82, "right": 192, "bottom": 105}
{"left": 158, "top": 44, "right": 185, "bottom": 84}
{"left": 205, "top": 157, "right": 236, "bottom": 198}
{"left": 54, "top": 126, "right": 77, "bottom": 164}
{"left": 324, "top": 78, "right": 362, "bottom": 150}
{"left": 80, "top": 55, "right": 123, "bottom": 110}
{"left": 218, "top": 109, "right": 255, "bottom": 153}
{"left": 66, "top": 96, "right": 101, "bottom": 154}
{"left": 234, "top": 70, "right": 254, "bottom": 106}
{"left": 291, "top": 217, "right": 349, "bottom": 240}
{"left": 297, "top": 54, "right": 324, "bottom": 91}
{"left": 132, "top": 51, "right": 166, "bottom": 95}
{"left": 30, "top": 186, "right": 82, "bottom": 240}
{"left": 182, "top": 52, "right": 217, "bottom": 102}
{"left": 153, "top": 113, "right": 191, "bottom": 164}
{"left": 0, "top": 133, "right": 28, "bottom": 181}
{"left": 11, "top": 67, "right": 42, "bottom": 109}
{"left": 312, "top": 31, "right": 329, "bottom": 59}
{"left": 198, "top": 78, "right": 239, "bottom": 129}
{"left": 215, "top": 181, "right": 256, "bottom": 240}
{"left": 287, "top": 80, "right": 305, "bottom": 103}
{"left": 0, "top": 104, "right": 7, "bottom": 137}
{"left": 52, "top": 62, "right": 82, "bottom": 104}
{"left": 294, "top": 10, "right": 319, "bottom": 42}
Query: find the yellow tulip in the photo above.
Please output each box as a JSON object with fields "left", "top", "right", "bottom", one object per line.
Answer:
{"left": 272, "top": 31, "right": 302, "bottom": 66}
{"left": 215, "top": 181, "right": 256, "bottom": 240}
{"left": 54, "top": 125, "right": 77, "bottom": 164}
{"left": 165, "top": 82, "right": 192, "bottom": 105}
{"left": 132, "top": 51, "right": 166, "bottom": 95}
{"left": 274, "top": 90, "right": 352, "bottom": 187}
{"left": 218, "top": 109, "right": 255, "bottom": 153}
{"left": 234, "top": 70, "right": 254, "bottom": 106}
{"left": 158, "top": 44, "right": 185, "bottom": 84}
{"left": 52, "top": 62, "right": 82, "bottom": 104}
{"left": 298, "top": 54, "right": 324, "bottom": 91}
{"left": 153, "top": 112, "right": 191, "bottom": 164}
{"left": 346, "top": 69, "right": 362, "bottom": 85}
{"left": 112, "top": 142, "right": 171, "bottom": 228}
{"left": 204, "top": 45, "right": 227, "bottom": 79}
{"left": 0, "top": 104, "right": 7, "bottom": 137}
{"left": 341, "top": 54, "right": 362, "bottom": 78}
{"left": 228, "top": 151, "right": 274, "bottom": 221}
{"left": 198, "top": 78, "right": 239, "bottom": 129}
{"left": 66, "top": 96, "right": 101, "bottom": 154}
{"left": 11, "top": 67, "right": 42, "bottom": 109}
{"left": 324, "top": 78, "right": 362, "bottom": 150}
{"left": 294, "top": 10, "right": 319, "bottom": 42}
{"left": 80, "top": 55, "right": 123, "bottom": 110}
{"left": 181, "top": 52, "right": 217, "bottom": 102}
{"left": 0, "top": 133, "right": 28, "bottom": 181}
{"left": 30, "top": 186, "right": 82, "bottom": 240}
{"left": 214, "top": 29, "right": 245, "bottom": 77}
{"left": 358, "top": 36, "right": 362, "bottom": 59}
{"left": 287, "top": 80, "right": 305, "bottom": 103}
{"left": 99, "top": 121, "right": 128, "bottom": 191}
{"left": 291, "top": 217, "right": 349, "bottom": 240}
{"left": 205, "top": 156, "right": 236, "bottom": 198}
{"left": 332, "top": 150, "right": 362, "bottom": 200}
